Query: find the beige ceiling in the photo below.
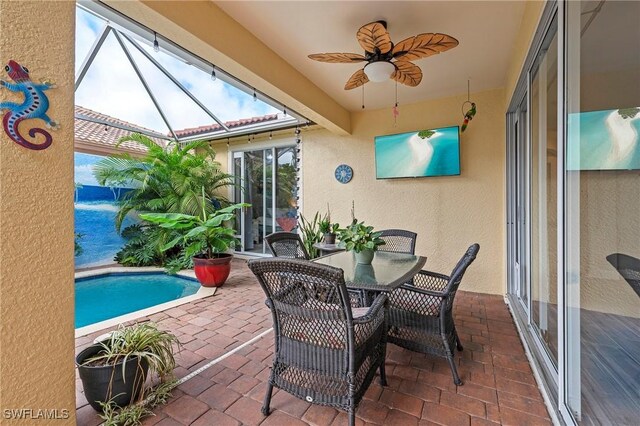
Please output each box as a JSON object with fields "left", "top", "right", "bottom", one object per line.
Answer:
{"left": 216, "top": 1, "right": 526, "bottom": 112}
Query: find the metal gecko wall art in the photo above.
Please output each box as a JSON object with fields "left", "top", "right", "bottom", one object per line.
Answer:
{"left": 0, "top": 60, "right": 58, "bottom": 150}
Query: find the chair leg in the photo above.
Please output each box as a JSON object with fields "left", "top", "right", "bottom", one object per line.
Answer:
{"left": 446, "top": 353, "right": 463, "bottom": 386}
{"left": 379, "top": 361, "right": 388, "bottom": 386}
{"left": 455, "top": 330, "right": 464, "bottom": 352}
{"left": 442, "top": 334, "right": 463, "bottom": 386}
{"left": 348, "top": 410, "right": 356, "bottom": 426}
{"left": 261, "top": 382, "right": 274, "bottom": 415}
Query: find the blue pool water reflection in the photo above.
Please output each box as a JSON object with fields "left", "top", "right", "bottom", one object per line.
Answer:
{"left": 75, "top": 273, "right": 199, "bottom": 328}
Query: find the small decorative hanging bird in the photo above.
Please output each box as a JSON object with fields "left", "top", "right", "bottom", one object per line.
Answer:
{"left": 461, "top": 102, "right": 476, "bottom": 132}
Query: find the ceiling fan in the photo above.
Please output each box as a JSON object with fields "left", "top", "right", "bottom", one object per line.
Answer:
{"left": 308, "top": 21, "right": 458, "bottom": 90}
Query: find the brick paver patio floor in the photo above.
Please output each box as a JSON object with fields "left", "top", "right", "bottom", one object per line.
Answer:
{"left": 76, "top": 259, "right": 551, "bottom": 425}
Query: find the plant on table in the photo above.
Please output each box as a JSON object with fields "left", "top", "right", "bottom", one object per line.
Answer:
{"left": 318, "top": 203, "right": 340, "bottom": 245}
{"left": 140, "top": 187, "right": 248, "bottom": 286}
{"left": 76, "top": 322, "right": 179, "bottom": 414}
{"left": 337, "top": 219, "right": 385, "bottom": 265}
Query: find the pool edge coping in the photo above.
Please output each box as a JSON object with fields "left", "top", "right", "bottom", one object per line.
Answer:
{"left": 74, "top": 266, "right": 216, "bottom": 338}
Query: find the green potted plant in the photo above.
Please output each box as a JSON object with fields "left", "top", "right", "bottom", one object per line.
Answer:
{"left": 337, "top": 219, "right": 385, "bottom": 264}
{"left": 299, "top": 212, "right": 324, "bottom": 258}
{"left": 76, "top": 323, "right": 178, "bottom": 412}
{"left": 318, "top": 204, "right": 339, "bottom": 245}
{"left": 140, "top": 188, "right": 248, "bottom": 287}
{"left": 319, "top": 219, "right": 340, "bottom": 245}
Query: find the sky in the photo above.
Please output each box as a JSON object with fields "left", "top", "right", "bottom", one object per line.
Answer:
{"left": 74, "top": 7, "right": 281, "bottom": 134}
{"left": 74, "top": 152, "right": 102, "bottom": 186}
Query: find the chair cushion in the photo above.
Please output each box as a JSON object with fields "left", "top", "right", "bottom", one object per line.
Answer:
{"left": 352, "top": 307, "right": 370, "bottom": 318}
{"left": 283, "top": 302, "right": 374, "bottom": 348}
{"left": 390, "top": 288, "right": 440, "bottom": 316}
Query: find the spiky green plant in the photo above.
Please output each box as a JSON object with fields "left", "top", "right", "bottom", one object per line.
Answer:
{"left": 97, "top": 379, "right": 176, "bottom": 426}
{"left": 299, "top": 212, "right": 324, "bottom": 259}
{"left": 93, "top": 133, "right": 234, "bottom": 233}
{"left": 98, "top": 399, "right": 152, "bottom": 426}
{"left": 83, "top": 323, "right": 179, "bottom": 381}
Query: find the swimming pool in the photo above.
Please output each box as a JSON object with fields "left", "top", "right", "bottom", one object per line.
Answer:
{"left": 75, "top": 272, "right": 200, "bottom": 328}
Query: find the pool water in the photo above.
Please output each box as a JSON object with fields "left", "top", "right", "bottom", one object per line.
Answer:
{"left": 75, "top": 273, "right": 199, "bottom": 328}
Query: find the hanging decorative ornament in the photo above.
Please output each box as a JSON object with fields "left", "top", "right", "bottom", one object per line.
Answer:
{"left": 461, "top": 79, "right": 477, "bottom": 133}
{"left": 392, "top": 79, "right": 399, "bottom": 126}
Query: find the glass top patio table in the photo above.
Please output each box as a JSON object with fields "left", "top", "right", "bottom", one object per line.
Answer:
{"left": 314, "top": 250, "right": 426, "bottom": 292}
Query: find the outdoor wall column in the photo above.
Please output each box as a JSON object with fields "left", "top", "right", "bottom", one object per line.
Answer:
{"left": 0, "top": 1, "right": 76, "bottom": 422}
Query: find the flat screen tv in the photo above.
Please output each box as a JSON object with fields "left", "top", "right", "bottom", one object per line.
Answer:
{"left": 375, "top": 126, "right": 460, "bottom": 179}
{"left": 567, "top": 107, "right": 640, "bottom": 171}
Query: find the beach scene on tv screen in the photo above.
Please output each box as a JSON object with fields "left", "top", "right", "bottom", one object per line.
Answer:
{"left": 567, "top": 107, "right": 640, "bottom": 171}
{"left": 375, "top": 126, "right": 460, "bottom": 179}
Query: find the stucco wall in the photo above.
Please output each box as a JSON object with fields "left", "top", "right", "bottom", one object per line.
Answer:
{"left": 301, "top": 89, "right": 506, "bottom": 295}
{"left": 504, "top": 0, "right": 545, "bottom": 108}
{"left": 0, "top": 1, "right": 76, "bottom": 421}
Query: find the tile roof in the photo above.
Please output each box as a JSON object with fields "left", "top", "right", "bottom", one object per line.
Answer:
{"left": 74, "top": 106, "right": 166, "bottom": 155}
{"left": 173, "top": 114, "right": 281, "bottom": 138}
{"left": 74, "top": 106, "right": 283, "bottom": 155}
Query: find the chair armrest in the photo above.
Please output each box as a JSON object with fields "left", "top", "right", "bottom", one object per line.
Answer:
{"left": 353, "top": 293, "right": 387, "bottom": 324}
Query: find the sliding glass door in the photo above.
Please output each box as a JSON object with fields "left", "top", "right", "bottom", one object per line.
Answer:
{"left": 530, "top": 25, "right": 559, "bottom": 365}
{"left": 507, "top": 1, "right": 640, "bottom": 424}
{"left": 564, "top": 1, "right": 640, "bottom": 423}
{"left": 232, "top": 145, "right": 298, "bottom": 255}
{"left": 508, "top": 13, "right": 560, "bottom": 366}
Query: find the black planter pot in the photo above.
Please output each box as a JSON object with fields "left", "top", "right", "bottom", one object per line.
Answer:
{"left": 76, "top": 343, "right": 149, "bottom": 412}
{"left": 323, "top": 233, "right": 336, "bottom": 245}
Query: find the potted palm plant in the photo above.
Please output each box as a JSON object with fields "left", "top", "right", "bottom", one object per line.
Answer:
{"left": 76, "top": 323, "right": 178, "bottom": 412}
{"left": 140, "top": 188, "right": 248, "bottom": 287}
{"left": 337, "top": 219, "right": 385, "bottom": 264}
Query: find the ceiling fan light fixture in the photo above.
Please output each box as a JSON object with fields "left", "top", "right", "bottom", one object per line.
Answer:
{"left": 364, "top": 61, "right": 395, "bottom": 83}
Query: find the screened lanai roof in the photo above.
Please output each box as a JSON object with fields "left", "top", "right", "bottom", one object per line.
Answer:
{"left": 75, "top": 3, "right": 307, "bottom": 143}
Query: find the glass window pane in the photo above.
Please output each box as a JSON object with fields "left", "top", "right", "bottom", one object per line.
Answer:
{"left": 566, "top": 1, "right": 640, "bottom": 423}
{"left": 275, "top": 147, "right": 298, "bottom": 233}
{"left": 530, "top": 28, "right": 559, "bottom": 365}
{"left": 242, "top": 150, "right": 265, "bottom": 254}
{"left": 75, "top": 7, "right": 105, "bottom": 74}
{"left": 128, "top": 37, "right": 284, "bottom": 124}
{"left": 123, "top": 37, "right": 217, "bottom": 132}
{"left": 75, "top": 31, "right": 170, "bottom": 134}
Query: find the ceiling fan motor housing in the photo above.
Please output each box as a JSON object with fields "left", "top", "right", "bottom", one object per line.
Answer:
{"left": 364, "top": 61, "right": 396, "bottom": 82}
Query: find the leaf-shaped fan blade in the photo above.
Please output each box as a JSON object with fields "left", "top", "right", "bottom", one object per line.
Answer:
{"left": 391, "top": 61, "right": 423, "bottom": 87}
{"left": 392, "top": 33, "right": 459, "bottom": 61}
{"left": 344, "top": 68, "right": 369, "bottom": 90}
{"left": 356, "top": 22, "right": 393, "bottom": 54}
{"left": 308, "top": 53, "right": 367, "bottom": 63}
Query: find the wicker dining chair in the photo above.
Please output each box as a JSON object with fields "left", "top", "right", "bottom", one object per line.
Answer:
{"left": 387, "top": 243, "right": 480, "bottom": 385}
{"left": 248, "top": 258, "right": 388, "bottom": 426}
{"left": 606, "top": 253, "right": 640, "bottom": 298}
{"left": 265, "top": 231, "right": 310, "bottom": 260}
{"left": 378, "top": 229, "right": 418, "bottom": 255}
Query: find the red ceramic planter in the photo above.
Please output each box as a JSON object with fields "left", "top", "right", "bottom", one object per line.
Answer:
{"left": 193, "top": 253, "right": 233, "bottom": 287}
